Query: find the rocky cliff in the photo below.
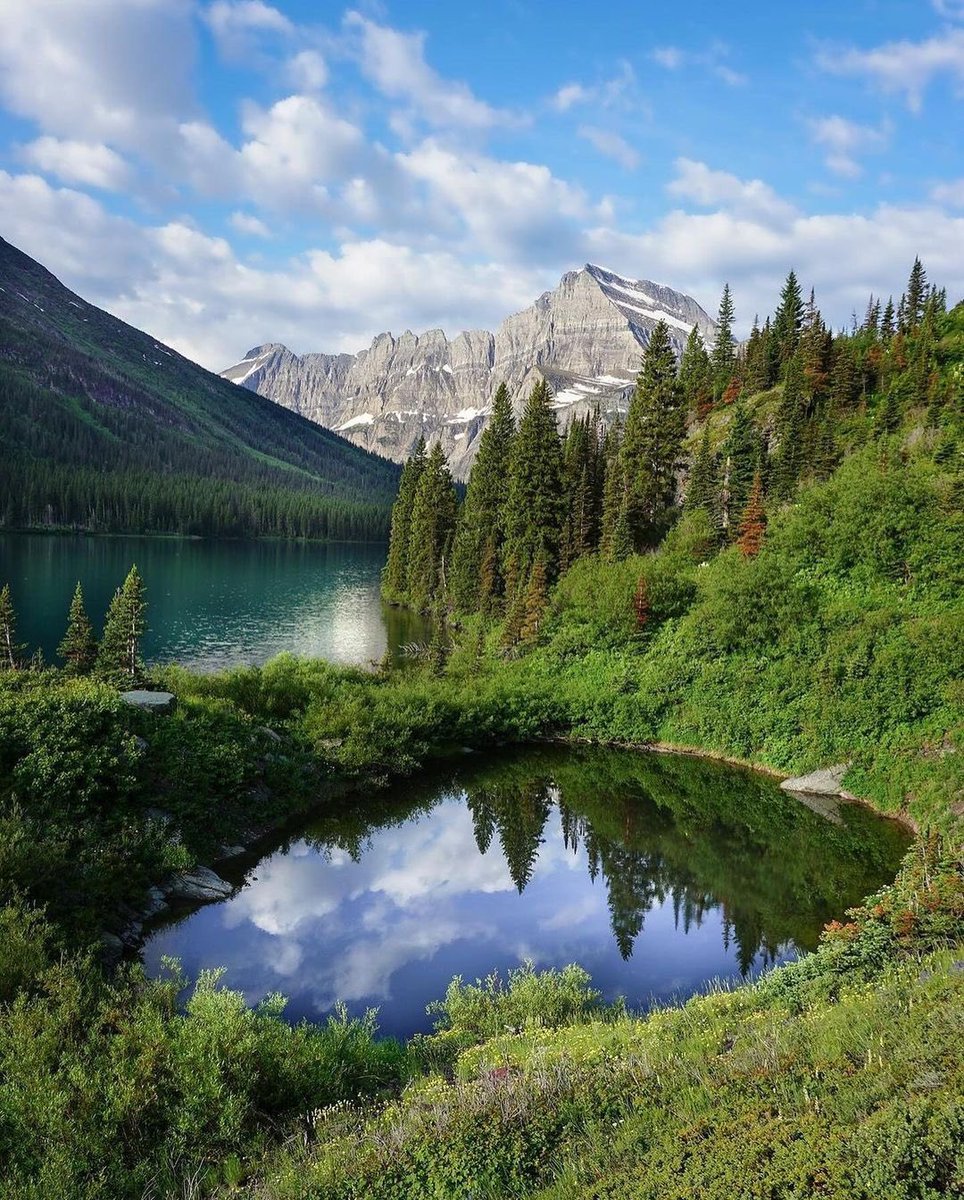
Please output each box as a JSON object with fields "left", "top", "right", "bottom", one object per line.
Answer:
{"left": 221, "top": 264, "right": 715, "bottom": 478}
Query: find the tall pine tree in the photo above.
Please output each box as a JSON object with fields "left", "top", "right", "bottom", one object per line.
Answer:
{"left": 678, "top": 325, "right": 714, "bottom": 417}
{"left": 96, "top": 565, "right": 147, "bottom": 685}
{"left": 382, "top": 437, "right": 427, "bottom": 602}
{"left": 406, "top": 442, "right": 457, "bottom": 611}
{"left": 449, "top": 384, "right": 515, "bottom": 613}
{"left": 773, "top": 269, "right": 803, "bottom": 375}
{"left": 686, "top": 426, "right": 720, "bottom": 532}
{"left": 720, "top": 402, "right": 758, "bottom": 536}
{"left": 711, "top": 283, "right": 736, "bottom": 399}
{"left": 620, "top": 320, "right": 685, "bottom": 548}
{"left": 502, "top": 379, "right": 564, "bottom": 585}
{"left": 58, "top": 581, "right": 97, "bottom": 675}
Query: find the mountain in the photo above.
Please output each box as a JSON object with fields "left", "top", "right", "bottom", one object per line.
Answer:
{"left": 221, "top": 264, "right": 716, "bottom": 478}
{"left": 0, "top": 236, "right": 400, "bottom": 540}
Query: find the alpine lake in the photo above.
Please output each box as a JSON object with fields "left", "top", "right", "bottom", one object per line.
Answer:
{"left": 3, "top": 532, "right": 912, "bottom": 1040}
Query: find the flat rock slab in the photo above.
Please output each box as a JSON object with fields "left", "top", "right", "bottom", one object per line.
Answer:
{"left": 780, "top": 764, "right": 850, "bottom": 797}
{"left": 120, "top": 690, "right": 176, "bottom": 713}
{"left": 164, "top": 866, "right": 234, "bottom": 903}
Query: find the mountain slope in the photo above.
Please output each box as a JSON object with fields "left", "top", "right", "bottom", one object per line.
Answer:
{"left": 222, "top": 264, "right": 716, "bottom": 478}
{"left": 0, "top": 236, "right": 400, "bottom": 539}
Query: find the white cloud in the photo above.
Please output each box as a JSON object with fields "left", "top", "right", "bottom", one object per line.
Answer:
{"left": 20, "top": 136, "right": 131, "bottom": 190}
{"left": 806, "top": 115, "right": 891, "bottom": 178}
{"left": 229, "top": 211, "right": 272, "bottom": 237}
{"left": 933, "top": 0, "right": 964, "bottom": 19}
{"left": 344, "top": 10, "right": 516, "bottom": 131}
{"left": 931, "top": 177, "right": 964, "bottom": 205}
{"left": 551, "top": 62, "right": 639, "bottom": 113}
{"left": 652, "top": 46, "right": 684, "bottom": 69}
{"left": 204, "top": 0, "right": 293, "bottom": 58}
{"left": 577, "top": 126, "right": 641, "bottom": 171}
{"left": 667, "top": 158, "right": 795, "bottom": 222}
{"left": 651, "top": 44, "right": 746, "bottom": 85}
{"left": 817, "top": 28, "right": 964, "bottom": 111}
{"left": 285, "top": 48, "right": 328, "bottom": 91}
{"left": 0, "top": 0, "right": 196, "bottom": 149}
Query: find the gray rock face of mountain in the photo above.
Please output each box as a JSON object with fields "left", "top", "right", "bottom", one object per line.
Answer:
{"left": 221, "top": 263, "right": 715, "bottom": 478}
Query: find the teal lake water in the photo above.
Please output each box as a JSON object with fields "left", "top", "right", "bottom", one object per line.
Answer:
{"left": 0, "top": 533, "right": 428, "bottom": 671}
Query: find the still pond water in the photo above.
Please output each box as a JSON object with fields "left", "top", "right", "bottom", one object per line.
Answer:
{"left": 144, "top": 745, "right": 909, "bottom": 1040}
{"left": 0, "top": 533, "right": 427, "bottom": 670}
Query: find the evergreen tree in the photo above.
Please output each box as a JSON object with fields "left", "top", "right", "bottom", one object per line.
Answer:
{"left": 620, "top": 320, "right": 685, "bottom": 548}
{"left": 686, "top": 426, "right": 721, "bottom": 531}
{"left": 96, "top": 565, "right": 147, "bottom": 685}
{"left": 880, "top": 297, "right": 895, "bottom": 341}
{"left": 599, "top": 421, "right": 624, "bottom": 560}
{"left": 720, "top": 402, "right": 758, "bottom": 534}
{"left": 406, "top": 442, "right": 457, "bottom": 610}
{"left": 771, "top": 354, "right": 806, "bottom": 500}
{"left": 560, "top": 414, "right": 602, "bottom": 570}
{"left": 58, "top": 581, "right": 97, "bottom": 675}
{"left": 449, "top": 384, "right": 515, "bottom": 613}
{"left": 736, "top": 472, "right": 766, "bottom": 557}
{"left": 773, "top": 269, "right": 803, "bottom": 374}
{"left": 0, "top": 584, "right": 24, "bottom": 670}
{"left": 502, "top": 379, "right": 564, "bottom": 581}
{"left": 903, "top": 257, "right": 928, "bottom": 331}
{"left": 742, "top": 317, "right": 769, "bottom": 395}
{"left": 382, "top": 437, "right": 427, "bottom": 602}
{"left": 519, "top": 554, "right": 550, "bottom": 644}
{"left": 678, "top": 326, "right": 714, "bottom": 417}
{"left": 711, "top": 283, "right": 736, "bottom": 398}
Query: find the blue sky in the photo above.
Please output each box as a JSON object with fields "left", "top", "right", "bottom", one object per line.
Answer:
{"left": 0, "top": 0, "right": 962, "bottom": 367}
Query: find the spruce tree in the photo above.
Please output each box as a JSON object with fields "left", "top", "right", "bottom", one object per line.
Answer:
{"left": 903, "top": 257, "right": 928, "bottom": 331}
{"left": 599, "top": 420, "right": 624, "bottom": 559}
{"left": 382, "top": 437, "right": 427, "bottom": 603}
{"left": 560, "top": 414, "right": 603, "bottom": 569}
{"left": 519, "top": 554, "right": 550, "bottom": 644}
{"left": 720, "top": 402, "right": 758, "bottom": 535}
{"left": 406, "top": 442, "right": 457, "bottom": 611}
{"left": 0, "top": 584, "right": 24, "bottom": 670}
{"left": 502, "top": 379, "right": 564, "bottom": 581}
{"left": 880, "top": 297, "right": 895, "bottom": 341}
{"left": 773, "top": 269, "right": 803, "bottom": 374}
{"left": 96, "top": 565, "right": 147, "bottom": 685}
{"left": 678, "top": 325, "right": 714, "bottom": 417}
{"left": 58, "top": 581, "right": 97, "bottom": 675}
{"left": 711, "top": 283, "right": 736, "bottom": 398}
{"left": 736, "top": 472, "right": 766, "bottom": 557}
{"left": 449, "top": 384, "right": 515, "bottom": 613}
{"left": 686, "top": 426, "right": 720, "bottom": 530}
{"left": 771, "top": 354, "right": 806, "bottom": 500}
{"left": 620, "top": 320, "right": 685, "bottom": 548}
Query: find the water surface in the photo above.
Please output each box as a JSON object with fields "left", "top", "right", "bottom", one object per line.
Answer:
{"left": 0, "top": 533, "right": 427, "bottom": 670}
{"left": 143, "top": 746, "right": 910, "bottom": 1039}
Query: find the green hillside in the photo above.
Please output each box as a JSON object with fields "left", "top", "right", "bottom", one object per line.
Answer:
{"left": 0, "top": 237, "right": 399, "bottom": 539}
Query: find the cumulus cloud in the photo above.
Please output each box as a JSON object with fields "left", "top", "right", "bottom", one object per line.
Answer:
{"left": 20, "top": 137, "right": 131, "bottom": 190}
{"left": 817, "top": 28, "right": 964, "bottom": 111}
{"left": 229, "top": 211, "right": 272, "bottom": 237}
{"left": 344, "top": 10, "right": 517, "bottom": 131}
{"left": 577, "top": 126, "right": 641, "bottom": 171}
{"left": 931, "top": 177, "right": 964, "bottom": 205}
{"left": 0, "top": 0, "right": 196, "bottom": 150}
{"left": 806, "top": 115, "right": 891, "bottom": 177}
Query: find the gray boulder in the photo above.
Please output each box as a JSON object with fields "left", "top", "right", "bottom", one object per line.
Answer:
{"left": 120, "top": 690, "right": 176, "bottom": 713}
{"left": 780, "top": 764, "right": 851, "bottom": 797}
{"left": 164, "top": 866, "right": 234, "bottom": 903}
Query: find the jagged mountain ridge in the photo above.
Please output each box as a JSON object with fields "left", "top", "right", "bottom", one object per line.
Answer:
{"left": 222, "top": 264, "right": 716, "bottom": 478}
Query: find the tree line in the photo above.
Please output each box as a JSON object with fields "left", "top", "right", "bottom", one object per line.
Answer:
{"left": 382, "top": 258, "right": 958, "bottom": 643}
{"left": 0, "top": 567, "right": 147, "bottom": 685}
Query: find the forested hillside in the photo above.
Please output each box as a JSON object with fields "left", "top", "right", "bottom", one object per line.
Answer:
{"left": 0, "top": 237, "right": 399, "bottom": 539}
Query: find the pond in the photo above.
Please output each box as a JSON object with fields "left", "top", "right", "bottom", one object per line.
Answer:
{"left": 0, "top": 533, "right": 428, "bottom": 671}
{"left": 143, "top": 745, "right": 910, "bottom": 1040}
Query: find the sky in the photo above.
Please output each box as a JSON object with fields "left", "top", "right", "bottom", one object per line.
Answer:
{"left": 0, "top": 0, "right": 963, "bottom": 370}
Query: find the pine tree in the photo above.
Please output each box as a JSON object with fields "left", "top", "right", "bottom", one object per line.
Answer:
{"left": 903, "top": 257, "right": 928, "bottom": 331}
{"left": 96, "top": 565, "right": 147, "bottom": 685}
{"left": 560, "top": 415, "right": 600, "bottom": 570}
{"left": 58, "top": 581, "right": 97, "bottom": 675}
{"left": 502, "top": 379, "right": 564, "bottom": 581}
{"left": 678, "top": 325, "right": 714, "bottom": 417}
{"left": 599, "top": 421, "right": 624, "bottom": 559}
{"left": 382, "top": 437, "right": 427, "bottom": 602}
{"left": 449, "top": 384, "right": 515, "bottom": 612}
{"left": 736, "top": 472, "right": 766, "bottom": 557}
{"left": 0, "top": 584, "right": 24, "bottom": 670}
{"left": 406, "top": 442, "right": 457, "bottom": 610}
{"left": 686, "top": 426, "right": 720, "bottom": 530}
{"left": 711, "top": 283, "right": 736, "bottom": 398}
{"left": 771, "top": 354, "right": 806, "bottom": 500}
{"left": 880, "top": 297, "right": 895, "bottom": 342}
{"left": 720, "top": 402, "right": 758, "bottom": 534}
{"left": 773, "top": 269, "right": 803, "bottom": 374}
{"left": 742, "top": 317, "right": 767, "bottom": 396}
{"left": 620, "top": 320, "right": 685, "bottom": 548}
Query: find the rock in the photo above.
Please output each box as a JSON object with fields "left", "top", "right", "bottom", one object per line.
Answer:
{"left": 120, "top": 690, "right": 176, "bottom": 713}
{"left": 143, "top": 886, "right": 168, "bottom": 919}
{"left": 100, "top": 932, "right": 124, "bottom": 961}
{"left": 220, "top": 265, "right": 716, "bottom": 479}
{"left": 258, "top": 726, "right": 282, "bottom": 743}
{"left": 792, "top": 791, "right": 844, "bottom": 826}
{"left": 164, "top": 866, "right": 234, "bottom": 903}
{"left": 780, "top": 764, "right": 851, "bottom": 797}
{"left": 217, "top": 845, "right": 247, "bottom": 859}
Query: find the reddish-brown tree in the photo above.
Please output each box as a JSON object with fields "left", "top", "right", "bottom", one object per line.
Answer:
{"left": 737, "top": 472, "right": 767, "bottom": 558}
{"left": 633, "top": 575, "right": 650, "bottom": 630}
